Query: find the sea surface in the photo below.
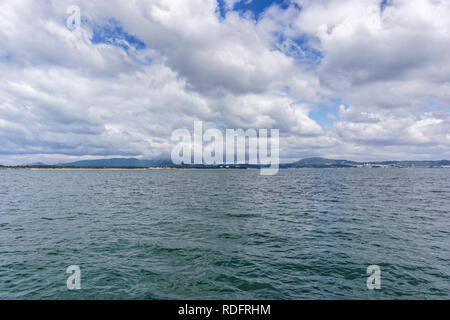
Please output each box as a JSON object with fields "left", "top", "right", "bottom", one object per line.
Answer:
{"left": 0, "top": 168, "right": 449, "bottom": 299}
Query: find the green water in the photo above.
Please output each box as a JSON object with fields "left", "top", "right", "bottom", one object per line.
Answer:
{"left": 0, "top": 168, "right": 449, "bottom": 299}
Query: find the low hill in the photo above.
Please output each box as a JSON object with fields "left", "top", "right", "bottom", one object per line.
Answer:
{"left": 61, "top": 158, "right": 174, "bottom": 167}
{"left": 281, "top": 157, "right": 358, "bottom": 168}
{"left": 11, "top": 157, "right": 450, "bottom": 169}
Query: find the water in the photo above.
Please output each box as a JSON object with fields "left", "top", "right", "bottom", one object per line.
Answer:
{"left": 0, "top": 168, "right": 449, "bottom": 299}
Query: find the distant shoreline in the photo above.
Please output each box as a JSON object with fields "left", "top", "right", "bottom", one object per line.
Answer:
{"left": 1, "top": 166, "right": 449, "bottom": 170}
{"left": 2, "top": 157, "right": 450, "bottom": 169}
{"left": 0, "top": 167, "right": 251, "bottom": 170}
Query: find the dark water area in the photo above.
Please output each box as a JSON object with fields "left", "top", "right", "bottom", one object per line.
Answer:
{"left": 0, "top": 168, "right": 449, "bottom": 299}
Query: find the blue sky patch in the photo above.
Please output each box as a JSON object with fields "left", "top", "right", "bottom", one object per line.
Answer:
{"left": 276, "top": 35, "right": 323, "bottom": 66}
{"left": 309, "top": 98, "right": 343, "bottom": 127}
{"left": 217, "top": 0, "right": 291, "bottom": 19}
{"left": 91, "top": 19, "right": 146, "bottom": 53}
{"left": 380, "top": 0, "right": 391, "bottom": 11}
{"left": 0, "top": 53, "right": 12, "bottom": 62}
{"left": 215, "top": 1, "right": 321, "bottom": 65}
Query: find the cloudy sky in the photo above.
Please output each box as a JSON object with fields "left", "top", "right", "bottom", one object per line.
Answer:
{"left": 1, "top": 0, "right": 450, "bottom": 165}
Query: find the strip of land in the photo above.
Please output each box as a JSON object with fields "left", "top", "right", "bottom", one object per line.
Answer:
{"left": 1, "top": 157, "right": 450, "bottom": 169}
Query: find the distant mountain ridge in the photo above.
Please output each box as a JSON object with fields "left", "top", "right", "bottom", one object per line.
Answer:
{"left": 3, "top": 157, "right": 450, "bottom": 168}
{"left": 60, "top": 158, "right": 174, "bottom": 167}
{"left": 57, "top": 157, "right": 450, "bottom": 168}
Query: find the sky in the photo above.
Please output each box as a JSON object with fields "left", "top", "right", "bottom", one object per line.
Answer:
{"left": 1, "top": 0, "right": 450, "bottom": 165}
